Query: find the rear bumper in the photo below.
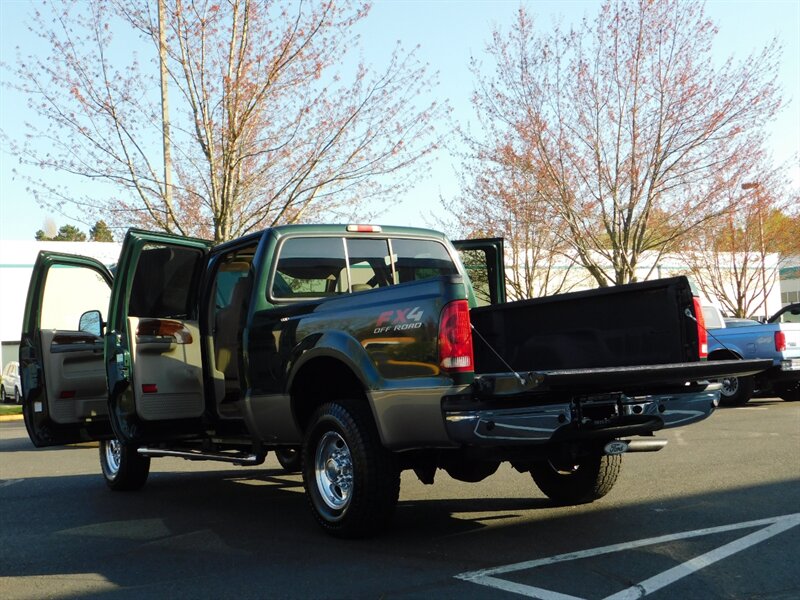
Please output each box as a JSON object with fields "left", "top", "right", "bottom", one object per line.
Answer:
{"left": 443, "top": 388, "right": 717, "bottom": 446}
{"left": 756, "top": 361, "right": 800, "bottom": 387}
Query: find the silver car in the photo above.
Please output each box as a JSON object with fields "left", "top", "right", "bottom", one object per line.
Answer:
{"left": 1, "top": 361, "right": 22, "bottom": 404}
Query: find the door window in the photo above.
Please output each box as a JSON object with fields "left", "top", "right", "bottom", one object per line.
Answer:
{"left": 40, "top": 265, "right": 111, "bottom": 330}
{"left": 128, "top": 244, "right": 204, "bottom": 318}
{"left": 458, "top": 248, "right": 493, "bottom": 307}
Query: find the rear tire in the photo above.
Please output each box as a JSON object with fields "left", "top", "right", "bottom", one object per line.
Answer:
{"left": 275, "top": 447, "right": 302, "bottom": 473}
{"left": 302, "top": 399, "right": 400, "bottom": 538}
{"left": 774, "top": 382, "right": 800, "bottom": 402}
{"left": 718, "top": 375, "right": 754, "bottom": 406}
{"left": 530, "top": 452, "right": 621, "bottom": 505}
{"left": 99, "top": 439, "right": 150, "bottom": 491}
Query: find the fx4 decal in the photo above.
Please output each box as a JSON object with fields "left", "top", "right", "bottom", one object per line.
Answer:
{"left": 374, "top": 307, "right": 425, "bottom": 334}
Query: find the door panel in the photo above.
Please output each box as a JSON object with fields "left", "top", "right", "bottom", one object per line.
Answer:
{"left": 41, "top": 330, "right": 107, "bottom": 424}
{"left": 21, "top": 252, "right": 113, "bottom": 447}
{"left": 452, "top": 238, "right": 506, "bottom": 306}
{"left": 129, "top": 317, "right": 204, "bottom": 421}
{"left": 106, "top": 229, "right": 211, "bottom": 444}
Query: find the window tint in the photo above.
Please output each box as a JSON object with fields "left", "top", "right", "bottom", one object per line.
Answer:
{"left": 128, "top": 244, "right": 204, "bottom": 318}
{"left": 41, "top": 265, "right": 111, "bottom": 330}
{"left": 391, "top": 239, "right": 457, "bottom": 284}
{"left": 273, "top": 237, "right": 347, "bottom": 299}
{"left": 346, "top": 238, "right": 393, "bottom": 291}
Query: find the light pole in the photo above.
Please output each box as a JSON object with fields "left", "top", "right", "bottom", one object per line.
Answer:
{"left": 742, "top": 182, "right": 769, "bottom": 320}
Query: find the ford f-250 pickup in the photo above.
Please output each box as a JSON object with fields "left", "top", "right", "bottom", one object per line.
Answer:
{"left": 20, "top": 225, "right": 769, "bottom": 537}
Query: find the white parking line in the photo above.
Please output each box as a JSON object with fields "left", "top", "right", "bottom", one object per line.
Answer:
{"left": 455, "top": 513, "right": 800, "bottom": 599}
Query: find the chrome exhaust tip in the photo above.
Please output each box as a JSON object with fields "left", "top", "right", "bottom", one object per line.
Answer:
{"left": 604, "top": 439, "right": 668, "bottom": 454}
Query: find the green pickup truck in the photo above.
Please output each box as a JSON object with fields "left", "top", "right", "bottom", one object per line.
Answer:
{"left": 20, "top": 225, "right": 768, "bottom": 537}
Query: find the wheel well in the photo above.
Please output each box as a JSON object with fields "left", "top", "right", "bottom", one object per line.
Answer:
{"left": 291, "top": 357, "right": 367, "bottom": 433}
{"left": 708, "top": 349, "right": 741, "bottom": 361}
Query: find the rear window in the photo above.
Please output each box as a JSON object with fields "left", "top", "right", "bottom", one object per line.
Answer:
{"left": 391, "top": 239, "right": 457, "bottom": 284}
{"left": 272, "top": 237, "right": 348, "bottom": 299}
{"left": 270, "top": 235, "right": 457, "bottom": 301}
{"left": 347, "top": 238, "right": 393, "bottom": 290}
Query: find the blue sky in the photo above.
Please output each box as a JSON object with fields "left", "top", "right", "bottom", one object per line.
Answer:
{"left": 1, "top": 0, "right": 798, "bottom": 240}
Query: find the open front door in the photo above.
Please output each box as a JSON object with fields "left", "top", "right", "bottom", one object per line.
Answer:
{"left": 21, "top": 252, "right": 114, "bottom": 447}
{"left": 453, "top": 238, "right": 506, "bottom": 306}
{"left": 106, "top": 229, "right": 211, "bottom": 445}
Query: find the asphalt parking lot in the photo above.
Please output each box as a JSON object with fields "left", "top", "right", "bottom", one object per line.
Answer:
{"left": 1, "top": 399, "right": 798, "bottom": 599}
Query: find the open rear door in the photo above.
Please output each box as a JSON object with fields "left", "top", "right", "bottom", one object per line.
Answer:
{"left": 21, "top": 252, "right": 114, "bottom": 447}
{"left": 106, "top": 229, "right": 211, "bottom": 444}
{"left": 453, "top": 238, "right": 506, "bottom": 306}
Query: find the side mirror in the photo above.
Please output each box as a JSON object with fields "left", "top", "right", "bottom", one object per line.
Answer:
{"left": 79, "top": 310, "right": 103, "bottom": 337}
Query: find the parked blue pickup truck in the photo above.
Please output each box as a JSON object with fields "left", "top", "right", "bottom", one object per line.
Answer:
{"left": 703, "top": 303, "right": 800, "bottom": 405}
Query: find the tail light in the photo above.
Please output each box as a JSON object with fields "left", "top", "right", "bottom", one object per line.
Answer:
{"left": 775, "top": 331, "right": 786, "bottom": 352}
{"left": 439, "top": 300, "right": 474, "bottom": 373}
{"left": 692, "top": 297, "right": 708, "bottom": 359}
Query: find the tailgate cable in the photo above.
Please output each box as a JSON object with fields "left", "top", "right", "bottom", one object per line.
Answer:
{"left": 684, "top": 309, "right": 737, "bottom": 357}
{"left": 470, "top": 324, "right": 526, "bottom": 385}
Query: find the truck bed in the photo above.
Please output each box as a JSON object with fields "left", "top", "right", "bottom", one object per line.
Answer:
{"left": 469, "top": 276, "right": 770, "bottom": 396}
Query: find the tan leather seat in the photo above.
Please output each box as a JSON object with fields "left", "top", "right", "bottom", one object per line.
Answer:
{"left": 215, "top": 276, "right": 252, "bottom": 384}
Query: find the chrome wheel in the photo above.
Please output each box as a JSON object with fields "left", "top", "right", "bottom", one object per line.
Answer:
{"left": 314, "top": 431, "right": 353, "bottom": 511}
{"left": 104, "top": 439, "right": 122, "bottom": 477}
{"left": 303, "top": 400, "right": 400, "bottom": 537}
{"left": 720, "top": 377, "right": 738, "bottom": 397}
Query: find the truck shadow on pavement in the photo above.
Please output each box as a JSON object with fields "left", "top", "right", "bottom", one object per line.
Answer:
{"left": 1, "top": 459, "right": 799, "bottom": 599}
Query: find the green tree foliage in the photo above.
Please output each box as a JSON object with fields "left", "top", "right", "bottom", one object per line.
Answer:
{"left": 90, "top": 220, "right": 114, "bottom": 242}
{"left": 35, "top": 224, "right": 88, "bottom": 241}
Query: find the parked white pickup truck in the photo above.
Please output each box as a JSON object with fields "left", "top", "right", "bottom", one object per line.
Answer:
{"left": 703, "top": 303, "right": 800, "bottom": 405}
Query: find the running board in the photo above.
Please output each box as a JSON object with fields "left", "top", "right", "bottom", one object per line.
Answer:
{"left": 137, "top": 447, "right": 264, "bottom": 466}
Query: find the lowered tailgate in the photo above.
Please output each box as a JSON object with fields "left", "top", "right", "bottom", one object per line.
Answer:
{"left": 474, "top": 358, "right": 772, "bottom": 396}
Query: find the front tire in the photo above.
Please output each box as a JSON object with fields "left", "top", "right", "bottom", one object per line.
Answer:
{"left": 0, "top": 387, "right": 6, "bottom": 403}
{"left": 302, "top": 399, "right": 400, "bottom": 538}
{"left": 530, "top": 452, "right": 621, "bottom": 505}
{"left": 718, "top": 375, "right": 754, "bottom": 406}
{"left": 99, "top": 439, "right": 151, "bottom": 491}
{"left": 14, "top": 387, "right": 21, "bottom": 405}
